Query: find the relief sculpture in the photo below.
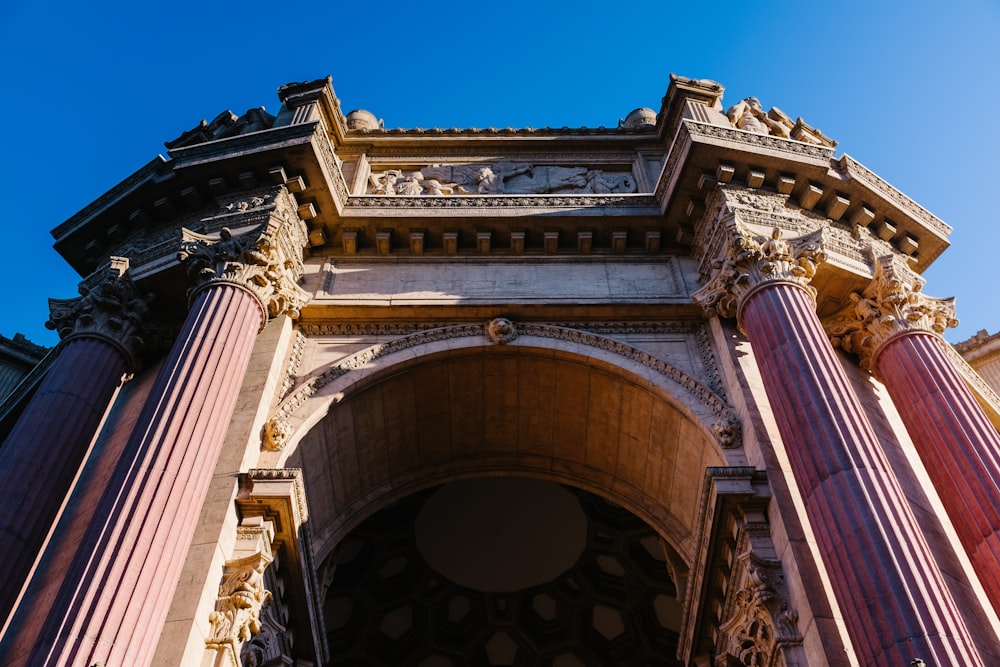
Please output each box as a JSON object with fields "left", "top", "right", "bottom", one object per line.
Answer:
{"left": 367, "top": 162, "right": 637, "bottom": 195}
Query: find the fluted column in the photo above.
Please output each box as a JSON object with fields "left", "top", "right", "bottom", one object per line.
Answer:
{"left": 830, "top": 254, "right": 1000, "bottom": 616}
{"left": 1, "top": 190, "right": 310, "bottom": 666}
{"left": 0, "top": 258, "right": 150, "bottom": 624}
{"left": 694, "top": 219, "right": 983, "bottom": 666}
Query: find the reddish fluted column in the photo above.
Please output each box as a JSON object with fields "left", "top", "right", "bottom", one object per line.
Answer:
{"left": 742, "top": 284, "right": 980, "bottom": 665}
{"left": 875, "top": 332, "right": 1000, "bottom": 611}
{"left": 0, "top": 261, "right": 149, "bottom": 625}
{"left": 0, "top": 210, "right": 309, "bottom": 666}
{"left": 844, "top": 255, "right": 1000, "bottom": 615}
{"left": 695, "top": 221, "right": 984, "bottom": 665}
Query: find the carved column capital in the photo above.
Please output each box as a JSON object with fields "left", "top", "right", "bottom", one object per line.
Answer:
{"left": 692, "top": 217, "right": 826, "bottom": 328}
{"left": 825, "top": 253, "right": 958, "bottom": 370}
{"left": 206, "top": 518, "right": 276, "bottom": 664}
{"left": 45, "top": 257, "right": 154, "bottom": 370}
{"left": 178, "top": 189, "right": 310, "bottom": 330}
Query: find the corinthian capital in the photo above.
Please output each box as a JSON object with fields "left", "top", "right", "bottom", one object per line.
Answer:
{"left": 178, "top": 224, "right": 309, "bottom": 325}
{"left": 45, "top": 257, "right": 154, "bottom": 369}
{"left": 692, "top": 218, "right": 826, "bottom": 321}
{"left": 825, "top": 253, "right": 958, "bottom": 369}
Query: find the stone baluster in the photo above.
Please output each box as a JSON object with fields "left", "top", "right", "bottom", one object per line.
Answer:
{"left": 694, "top": 218, "right": 984, "bottom": 666}
{"left": 828, "top": 253, "right": 1000, "bottom": 616}
{"left": 0, "top": 190, "right": 309, "bottom": 667}
{"left": 0, "top": 258, "right": 151, "bottom": 625}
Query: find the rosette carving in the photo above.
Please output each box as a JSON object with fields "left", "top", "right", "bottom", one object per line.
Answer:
{"left": 45, "top": 257, "right": 154, "bottom": 369}
{"left": 177, "top": 225, "right": 310, "bottom": 325}
{"left": 825, "top": 253, "right": 958, "bottom": 370}
{"left": 693, "top": 219, "right": 826, "bottom": 325}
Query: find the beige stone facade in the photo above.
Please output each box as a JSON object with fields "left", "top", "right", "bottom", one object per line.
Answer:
{"left": 3, "top": 75, "right": 1000, "bottom": 666}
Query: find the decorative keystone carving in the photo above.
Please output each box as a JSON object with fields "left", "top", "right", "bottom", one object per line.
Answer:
{"left": 486, "top": 318, "right": 518, "bottom": 344}
{"left": 178, "top": 225, "right": 309, "bottom": 325}
{"left": 825, "top": 253, "right": 958, "bottom": 370}
{"left": 692, "top": 219, "right": 826, "bottom": 324}
{"left": 262, "top": 418, "right": 292, "bottom": 452}
{"left": 206, "top": 518, "right": 276, "bottom": 664}
{"left": 45, "top": 257, "right": 154, "bottom": 369}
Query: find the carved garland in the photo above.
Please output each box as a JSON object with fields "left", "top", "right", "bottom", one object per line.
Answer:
{"left": 264, "top": 321, "right": 740, "bottom": 451}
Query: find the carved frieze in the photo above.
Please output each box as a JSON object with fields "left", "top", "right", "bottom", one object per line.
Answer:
{"left": 45, "top": 257, "right": 154, "bottom": 369}
{"left": 177, "top": 188, "right": 310, "bottom": 324}
{"left": 366, "top": 162, "right": 638, "bottom": 196}
{"left": 825, "top": 253, "right": 958, "bottom": 370}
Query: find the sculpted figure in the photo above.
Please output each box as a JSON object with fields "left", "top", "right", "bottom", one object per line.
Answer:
{"left": 395, "top": 171, "right": 425, "bottom": 195}
{"left": 727, "top": 97, "right": 792, "bottom": 138}
{"left": 370, "top": 169, "right": 402, "bottom": 195}
{"left": 476, "top": 167, "right": 501, "bottom": 194}
{"left": 581, "top": 169, "right": 637, "bottom": 194}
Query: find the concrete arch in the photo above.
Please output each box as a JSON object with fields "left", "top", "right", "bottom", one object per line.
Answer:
{"left": 277, "top": 325, "right": 741, "bottom": 570}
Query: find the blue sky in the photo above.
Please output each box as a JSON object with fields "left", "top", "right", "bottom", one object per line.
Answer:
{"left": 1, "top": 1, "right": 997, "bottom": 345}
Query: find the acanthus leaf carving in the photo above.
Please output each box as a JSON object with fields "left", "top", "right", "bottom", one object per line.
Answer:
{"left": 45, "top": 256, "right": 155, "bottom": 370}
{"left": 825, "top": 252, "right": 958, "bottom": 370}
{"left": 693, "top": 218, "right": 826, "bottom": 326}
{"left": 177, "top": 223, "right": 309, "bottom": 326}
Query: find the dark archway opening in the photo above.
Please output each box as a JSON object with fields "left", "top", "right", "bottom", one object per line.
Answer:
{"left": 322, "top": 477, "right": 684, "bottom": 666}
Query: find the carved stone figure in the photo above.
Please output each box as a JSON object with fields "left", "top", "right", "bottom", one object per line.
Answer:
{"left": 726, "top": 96, "right": 836, "bottom": 147}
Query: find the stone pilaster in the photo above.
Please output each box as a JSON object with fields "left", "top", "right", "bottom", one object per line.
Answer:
{"left": 0, "top": 258, "right": 152, "bottom": 625}
{"left": 694, "top": 212, "right": 984, "bottom": 665}
{"left": 0, "top": 189, "right": 309, "bottom": 667}
{"left": 827, "top": 253, "right": 1000, "bottom": 616}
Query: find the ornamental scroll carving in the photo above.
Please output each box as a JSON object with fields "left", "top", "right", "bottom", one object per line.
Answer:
{"left": 206, "top": 519, "right": 275, "bottom": 665}
{"left": 45, "top": 256, "right": 154, "bottom": 369}
{"left": 825, "top": 252, "right": 959, "bottom": 370}
{"left": 367, "top": 162, "right": 637, "bottom": 196}
{"left": 717, "top": 544, "right": 802, "bottom": 667}
{"left": 692, "top": 219, "right": 826, "bottom": 324}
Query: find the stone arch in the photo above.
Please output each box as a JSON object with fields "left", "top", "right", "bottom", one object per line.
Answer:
{"left": 274, "top": 323, "right": 741, "bottom": 571}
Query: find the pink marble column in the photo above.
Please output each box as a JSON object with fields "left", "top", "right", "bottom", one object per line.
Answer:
{"left": 0, "top": 261, "right": 148, "bottom": 625}
{"left": 742, "top": 284, "right": 981, "bottom": 666}
{"left": 5, "top": 283, "right": 262, "bottom": 666}
{"left": 695, "top": 222, "right": 984, "bottom": 665}
{"left": 841, "top": 255, "right": 1000, "bottom": 615}
{"left": 0, "top": 211, "right": 309, "bottom": 666}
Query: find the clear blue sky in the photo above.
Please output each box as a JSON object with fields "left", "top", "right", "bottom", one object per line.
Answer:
{"left": 1, "top": 1, "right": 997, "bottom": 345}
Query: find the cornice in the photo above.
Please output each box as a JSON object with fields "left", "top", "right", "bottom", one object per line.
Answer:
{"left": 837, "top": 155, "right": 951, "bottom": 239}
{"left": 52, "top": 157, "right": 170, "bottom": 242}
